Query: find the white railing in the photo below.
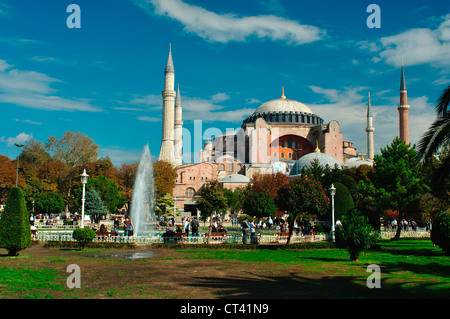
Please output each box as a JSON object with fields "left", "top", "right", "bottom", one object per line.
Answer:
{"left": 35, "top": 231, "right": 329, "bottom": 244}
{"left": 35, "top": 230, "right": 429, "bottom": 244}
{"left": 378, "top": 230, "right": 430, "bottom": 239}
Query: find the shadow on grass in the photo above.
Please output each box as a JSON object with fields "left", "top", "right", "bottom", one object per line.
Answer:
{"left": 183, "top": 270, "right": 445, "bottom": 299}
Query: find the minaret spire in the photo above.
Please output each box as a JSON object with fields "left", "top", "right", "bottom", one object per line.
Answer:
{"left": 159, "top": 44, "right": 176, "bottom": 164}
{"left": 398, "top": 60, "right": 410, "bottom": 144}
{"left": 365, "top": 92, "right": 375, "bottom": 160}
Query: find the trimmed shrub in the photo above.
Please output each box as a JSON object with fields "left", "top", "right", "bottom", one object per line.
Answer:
{"left": 335, "top": 209, "right": 378, "bottom": 261}
{"left": 72, "top": 227, "right": 96, "bottom": 250}
{"left": 334, "top": 182, "right": 355, "bottom": 220}
{"left": 431, "top": 210, "right": 450, "bottom": 256}
{"left": 0, "top": 187, "right": 32, "bottom": 256}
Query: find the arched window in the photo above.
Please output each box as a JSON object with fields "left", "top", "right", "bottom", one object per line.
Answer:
{"left": 185, "top": 188, "right": 195, "bottom": 197}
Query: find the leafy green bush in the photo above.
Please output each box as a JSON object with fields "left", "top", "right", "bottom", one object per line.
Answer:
{"left": 431, "top": 210, "right": 450, "bottom": 256}
{"left": 72, "top": 227, "right": 96, "bottom": 250}
{"left": 335, "top": 209, "right": 379, "bottom": 261}
{"left": 0, "top": 187, "right": 32, "bottom": 256}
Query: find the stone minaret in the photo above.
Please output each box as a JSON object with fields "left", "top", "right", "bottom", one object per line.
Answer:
{"left": 174, "top": 84, "right": 183, "bottom": 166}
{"left": 159, "top": 45, "right": 176, "bottom": 164}
{"left": 398, "top": 60, "right": 410, "bottom": 144}
{"left": 365, "top": 92, "right": 375, "bottom": 160}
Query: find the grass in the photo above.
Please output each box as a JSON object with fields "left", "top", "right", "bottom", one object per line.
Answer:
{"left": 0, "top": 239, "right": 448, "bottom": 299}
{"left": 175, "top": 239, "right": 450, "bottom": 298}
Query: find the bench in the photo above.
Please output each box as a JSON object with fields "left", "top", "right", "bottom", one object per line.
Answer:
{"left": 162, "top": 231, "right": 186, "bottom": 243}
{"left": 204, "top": 232, "right": 227, "bottom": 244}
{"left": 95, "top": 231, "right": 117, "bottom": 240}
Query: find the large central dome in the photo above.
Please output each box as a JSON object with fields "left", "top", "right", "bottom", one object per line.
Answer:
{"left": 242, "top": 89, "right": 323, "bottom": 126}
{"left": 254, "top": 98, "right": 313, "bottom": 115}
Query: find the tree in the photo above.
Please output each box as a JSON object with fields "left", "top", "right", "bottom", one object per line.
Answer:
{"left": 0, "top": 187, "right": 31, "bottom": 256}
{"left": 223, "top": 186, "right": 248, "bottom": 216}
{"left": 362, "top": 137, "right": 429, "bottom": 240}
{"left": 116, "top": 162, "right": 139, "bottom": 212}
{"left": 36, "top": 160, "right": 67, "bottom": 192}
{"left": 34, "top": 192, "right": 65, "bottom": 216}
{"left": 243, "top": 192, "right": 276, "bottom": 219}
{"left": 45, "top": 131, "right": 99, "bottom": 167}
{"left": 277, "top": 176, "right": 330, "bottom": 244}
{"left": 197, "top": 180, "right": 227, "bottom": 242}
{"left": 84, "top": 189, "right": 108, "bottom": 223}
{"left": 84, "top": 175, "right": 125, "bottom": 214}
{"left": 20, "top": 139, "right": 51, "bottom": 168}
{"left": 155, "top": 192, "right": 174, "bottom": 217}
{"left": 431, "top": 210, "right": 450, "bottom": 256}
{"left": 153, "top": 161, "right": 177, "bottom": 199}
{"left": 417, "top": 84, "right": 450, "bottom": 191}
{"left": 251, "top": 172, "right": 289, "bottom": 204}
{"left": 335, "top": 209, "right": 378, "bottom": 261}
{"left": 0, "top": 155, "right": 20, "bottom": 202}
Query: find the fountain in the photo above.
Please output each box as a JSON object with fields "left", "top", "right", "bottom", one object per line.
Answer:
{"left": 130, "top": 144, "right": 156, "bottom": 236}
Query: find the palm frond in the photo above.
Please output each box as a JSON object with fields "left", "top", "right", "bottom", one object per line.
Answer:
{"left": 436, "top": 84, "right": 450, "bottom": 116}
{"left": 416, "top": 113, "right": 450, "bottom": 162}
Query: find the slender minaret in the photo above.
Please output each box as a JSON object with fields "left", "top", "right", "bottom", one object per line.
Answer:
{"left": 365, "top": 92, "right": 375, "bottom": 160}
{"left": 159, "top": 44, "right": 176, "bottom": 164}
{"left": 398, "top": 60, "right": 410, "bottom": 144}
{"left": 174, "top": 84, "right": 183, "bottom": 166}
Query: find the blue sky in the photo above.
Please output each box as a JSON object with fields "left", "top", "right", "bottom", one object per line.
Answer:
{"left": 1, "top": 0, "right": 449, "bottom": 164}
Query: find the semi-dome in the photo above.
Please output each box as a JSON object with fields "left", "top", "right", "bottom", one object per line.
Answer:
{"left": 219, "top": 174, "right": 251, "bottom": 184}
{"left": 289, "top": 151, "right": 342, "bottom": 176}
{"left": 346, "top": 159, "right": 373, "bottom": 168}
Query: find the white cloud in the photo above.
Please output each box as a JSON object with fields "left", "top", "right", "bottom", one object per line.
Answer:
{"left": 374, "top": 14, "right": 450, "bottom": 67}
{"left": 245, "top": 98, "right": 261, "bottom": 104}
{"left": 0, "top": 59, "right": 100, "bottom": 112}
{"left": 3, "top": 132, "right": 34, "bottom": 147}
{"left": 98, "top": 147, "right": 142, "bottom": 164}
{"left": 137, "top": 116, "right": 160, "bottom": 122}
{"left": 182, "top": 94, "right": 255, "bottom": 123}
{"left": 14, "top": 119, "right": 42, "bottom": 125}
{"left": 136, "top": 0, "right": 325, "bottom": 45}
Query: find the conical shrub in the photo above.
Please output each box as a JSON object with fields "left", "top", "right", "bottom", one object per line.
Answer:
{"left": 0, "top": 187, "right": 32, "bottom": 256}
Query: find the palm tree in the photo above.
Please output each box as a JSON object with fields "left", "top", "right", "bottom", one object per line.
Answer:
{"left": 416, "top": 84, "right": 450, "bottom": 186}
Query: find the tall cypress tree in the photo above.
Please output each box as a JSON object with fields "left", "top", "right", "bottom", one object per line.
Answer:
{"left": 0, "top": 187, "right": 32, "bottom": 256}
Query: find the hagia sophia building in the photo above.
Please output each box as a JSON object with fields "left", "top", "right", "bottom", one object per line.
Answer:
{"left": 157, "top": 46, "right": 410, "bottom": 215}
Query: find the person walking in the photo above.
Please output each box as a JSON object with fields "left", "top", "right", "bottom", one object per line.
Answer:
{"left": 191, "top": 216, "right": 199, "bottom": 237}
{"left": 241, "top": 218, "right": 249, "bottom": 244}
{"left": 184, "top": 217, "right": 190, "bottom": 236}
{"left": 250, "top": 219, "right": 257, "bottom": 244}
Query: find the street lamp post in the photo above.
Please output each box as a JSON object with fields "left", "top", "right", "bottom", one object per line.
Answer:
{"left": 80, "top": 169, "right": 89, "bottom": 228}
{"left": 14, "top": 143, "right": 24, "bottom": 187}
{"left": 329, "top": 183, "right": 336, "bottom": 242}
